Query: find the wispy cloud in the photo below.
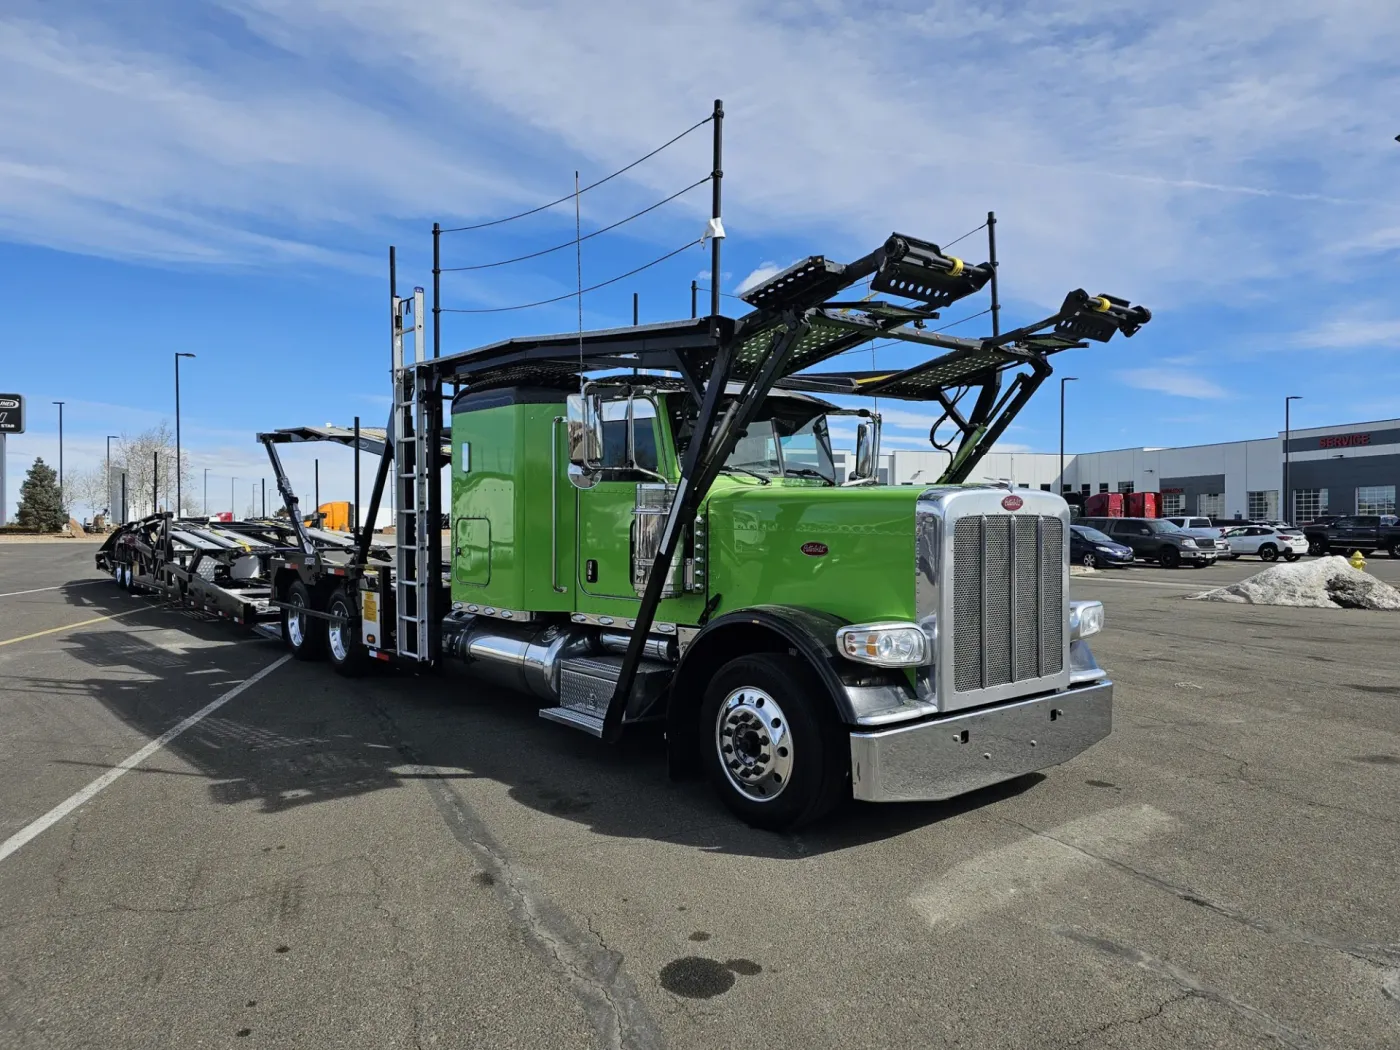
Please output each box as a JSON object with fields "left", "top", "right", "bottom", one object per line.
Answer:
{"left": 1293, "top": 318, "right": 1400, "bottom": 350}
{"left": 1117, "top": 368, "right": 1229, "bottom": 399}
{"left": 1, "top": 0, "right": 1397, "bottom": 312}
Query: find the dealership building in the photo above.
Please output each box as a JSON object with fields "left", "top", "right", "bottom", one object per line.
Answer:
{"left": 838, "top": 415, "right": 1399, "bottom": 521}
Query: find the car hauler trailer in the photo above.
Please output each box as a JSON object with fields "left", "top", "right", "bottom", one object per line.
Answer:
{"left": 98, "top": 224, "right": 1149, "bottom": 828}
{"left": 245, "top": 224, "right": 1151, "bottom": 829}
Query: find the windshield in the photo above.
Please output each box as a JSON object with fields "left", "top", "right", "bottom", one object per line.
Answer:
{"left": 1073, "top": 526, "right": 1114, "bottom": 544}
{"left": 724, "top": 416, "right": 835, "bottom": 484}
{"left": 1144, "top": 520, "right": 1180, "bottom": 534}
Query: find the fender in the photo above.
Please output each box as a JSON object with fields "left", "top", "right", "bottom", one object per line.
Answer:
{"left": 666, "top": 605, "right": 915, "bottom": 777}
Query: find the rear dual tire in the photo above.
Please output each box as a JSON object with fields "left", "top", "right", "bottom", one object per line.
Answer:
{"left": 325, "top": 589, "right": 370, "bottom": 677}
{"left": 282, "top": 580, "right": 326, "bottom": 661}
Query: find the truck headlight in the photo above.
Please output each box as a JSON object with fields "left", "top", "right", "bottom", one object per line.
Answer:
{"left": 1180, "top": 538, "right": 1197, "bottom": 547}
{"left": 1069, "top": 600, "right": 1104, "bottom": 640}
{"left": 836, "top": 622, "right": 928, "bottom": 667}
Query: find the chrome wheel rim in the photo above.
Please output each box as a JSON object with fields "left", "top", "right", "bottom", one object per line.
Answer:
{"left": 1082, "top": 553, "right": 1095, "bottom": 568}
{"left": 715, "top": 687, "right": 793, "bottom": 802}
{"left": 327, "top": 604, "right": 348, "bottom": 662}
{"left": 288, "top": 595, "right": 306, "bottom": 647}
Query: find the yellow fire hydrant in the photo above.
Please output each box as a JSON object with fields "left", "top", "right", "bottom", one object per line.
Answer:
{"left": 1349, "top": 549, "right": 1367, "bottom": 572}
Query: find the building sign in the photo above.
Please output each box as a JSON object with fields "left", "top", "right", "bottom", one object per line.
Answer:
{"left": 0, "top": 394, "right": 22, "bottom": 434}
{"left": 1160, "top": 487, "right": 1184, "bottom": 495}
{"left": 1317, "top": 433, "right": 1371, "bottom": 449}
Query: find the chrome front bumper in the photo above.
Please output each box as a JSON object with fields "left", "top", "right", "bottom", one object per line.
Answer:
{"left": 848, "top": 680, "right": 1113, "bottom": 802}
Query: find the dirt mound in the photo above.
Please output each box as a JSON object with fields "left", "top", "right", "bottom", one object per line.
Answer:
{"left": 1188, "top": 556, "right": 1400, "bottom": 610}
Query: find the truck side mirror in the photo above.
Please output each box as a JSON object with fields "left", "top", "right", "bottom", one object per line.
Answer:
{"left": 566, "top": 393, "right": 603, "bottom": 489}
{"left": 848, "top": 418, "right": 882, "bottom": 485}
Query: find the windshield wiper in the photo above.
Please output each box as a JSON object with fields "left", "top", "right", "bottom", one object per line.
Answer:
{"left": 719, "top": 466, "right": 771, "bottom": 485}
{"left": 783, "top": 467, "right": 834, "bottom": 486}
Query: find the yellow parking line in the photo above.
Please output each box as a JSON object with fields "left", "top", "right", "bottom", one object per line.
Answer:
{"left": 0, "top": 609, "right": 143, "bottom": 648}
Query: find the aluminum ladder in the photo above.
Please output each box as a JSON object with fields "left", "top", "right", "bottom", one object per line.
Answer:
{"left": 391, "top": 287, "right": 431, "bottom": 662}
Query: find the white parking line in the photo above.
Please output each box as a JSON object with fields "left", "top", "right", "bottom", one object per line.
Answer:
{"left": 0, "top": 654, "right": 291, "bottom": 865}
{"left": 0, "top": 581, "right": 106, "bottom": 599}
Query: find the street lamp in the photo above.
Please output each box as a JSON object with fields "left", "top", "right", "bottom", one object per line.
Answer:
{"left": 174, "top": 352, "right": 196, "bottom": 515}
{"left": 51, "top": 401, "right": 66, "bottom": 512}
{"left": 231, "top": 476, "right": 237, "bottom": 519}
{"left": 203, "top": 467, "right": 210, "bottom": 516}
{"left": 1284, "top": 395, "right": 1302, "bottom": 524}
{"left": 1059, "top": 377, "right": 1078, "bottom": 498}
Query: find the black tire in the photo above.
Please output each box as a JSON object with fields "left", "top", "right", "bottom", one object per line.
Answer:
{"left": 1159, "top": 546, "right": 1181, "bottom": 569}
{"left": 1308, "top": 537, "right": 1327, "bottom": 556}
{"left": 1389, "top": 544, "right": 1400, "bottom": 559}
{"left": 1081, "top": 552, "right": 1098, "bottom": 569}
{"left": 1259, "top": 544, "right": 1278, "bottom": 562}
{"left": 700, "top": 653, "right": 848, "bottom": 831}
{"left": 282, "top": 579, "right": 326, "bottom": 660}
{"left": 1283, "top": 552, "right": 1300, "bottom": 562}
{"left": 325, "top": 588, "right": 370, "bottom": 677}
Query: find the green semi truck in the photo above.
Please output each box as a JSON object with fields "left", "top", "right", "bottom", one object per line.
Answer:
{"left": 258, "top": 232, "right": 1150, "bottom": 828}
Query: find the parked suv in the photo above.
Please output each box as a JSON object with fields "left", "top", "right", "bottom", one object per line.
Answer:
{"left": 1079, "top": 517, "right": 1220, "bottom": 568}
{"left": 1219, "top": 525, "right": 1306, "bottom": 561}
{"left": 1303, "top": 516, "right": 1400, "bottom": 558}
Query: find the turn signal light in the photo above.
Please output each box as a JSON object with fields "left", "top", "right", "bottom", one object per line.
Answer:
{"left": 836, "top": 622, "right": 928, "bottom": 667}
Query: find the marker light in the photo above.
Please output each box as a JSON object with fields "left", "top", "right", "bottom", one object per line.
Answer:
{"left": 1069, "top": 600, "right": 1105, "bottom": 640}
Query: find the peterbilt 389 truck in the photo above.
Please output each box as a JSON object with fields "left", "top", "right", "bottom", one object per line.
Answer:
{"left": 100, "top": 230, "right": 1150, "bottom": 829}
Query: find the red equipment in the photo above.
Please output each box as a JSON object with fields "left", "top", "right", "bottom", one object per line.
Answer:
{"left": 1125, "top": 491, "right": 1159, "bottom": 518}
{"left": 1084, "top": 492, "right": 1124, "bottom": 517}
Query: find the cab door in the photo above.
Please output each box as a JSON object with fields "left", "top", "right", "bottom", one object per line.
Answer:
{"left": 575, "top": 398, "right": 663, "bottom": 599}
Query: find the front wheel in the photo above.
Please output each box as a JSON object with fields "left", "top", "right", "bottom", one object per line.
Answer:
{"left": 282, "top": 579, "right": 326, "bottom": 660}
{"left": 325, "top": 588, "right": 370, "bottom": 677}
{"left": 1159, "top": 546, "right": 1181, "bottom": 569}
{"left": 1081, "top": 552, "right": 1098, "bottom": 569}
{"left": 700, "top": 653, "right": 847, "bottom": 831}
{"left": 1259, "top": 544, "right": 1278, "bottom": 561}
{"left": 1308, "top": 537, "right": 1327, "bottom": 556}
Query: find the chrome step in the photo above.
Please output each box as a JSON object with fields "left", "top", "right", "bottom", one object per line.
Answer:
{"left": 538, "top": 706, "right": 605, "bottom": 737}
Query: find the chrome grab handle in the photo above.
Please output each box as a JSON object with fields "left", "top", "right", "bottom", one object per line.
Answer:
{"left": 552, "top": 416, "right": 566, "bottom": 593}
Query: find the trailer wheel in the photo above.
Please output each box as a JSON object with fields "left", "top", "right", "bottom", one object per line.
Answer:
{"left": 700, "top": 653, "right": 847, "bottom": 831}
{"left": 325, "top": 589, "right": 369, "bottom": 677}
{"left": 282, "top": 579, "right": 326, "bottom": 660}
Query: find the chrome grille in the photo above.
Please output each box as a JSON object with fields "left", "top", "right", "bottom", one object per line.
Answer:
{"left": 953, "top": 515, "right": 1064, "bottom": 694}
{"left": 1196, "top": 537, "right": 1216, "bottom": 549}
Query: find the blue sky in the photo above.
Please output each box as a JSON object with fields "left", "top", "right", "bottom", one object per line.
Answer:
{"left": 3, "top": 0, "right": 1399, "bottom": 517}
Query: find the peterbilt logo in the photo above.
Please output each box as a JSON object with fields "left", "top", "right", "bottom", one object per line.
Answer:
{"left": 1001, "top": 494, "right": 1024, "bottom": 511}
{"left": 0, "top": 399, "right": 18, "bottom": 409}
{"left": 800, "top": 542, "right": 829, "bottom": 557}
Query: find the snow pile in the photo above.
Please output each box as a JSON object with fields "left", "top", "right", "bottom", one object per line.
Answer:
{"left": 1189, "top": 556, "right": 1400, "bottom": 610}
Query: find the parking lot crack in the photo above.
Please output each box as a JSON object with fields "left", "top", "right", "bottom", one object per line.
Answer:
{"left": 365, "top": 697, "right": 666, "bottom": 1050}
{"left": 1054, "top": 925, "right": 1320, "bottom": 1050}
{"left": 1007, "top": 818, "right": 1400, "bottom": 969}
{"left": 1059, "top": 991, "right": 1190, "bottom": 1048}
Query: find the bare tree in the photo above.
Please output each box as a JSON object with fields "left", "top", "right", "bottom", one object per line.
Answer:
{"left": 65, "top": 465, "right": 110, "bottom": 519}
{"left": 112, "top": 423, "right": 194, "bottom": 519}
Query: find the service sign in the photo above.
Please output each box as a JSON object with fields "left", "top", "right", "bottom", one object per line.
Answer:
{"left": 0, "top": 394, "right": 23, "bottom": 434}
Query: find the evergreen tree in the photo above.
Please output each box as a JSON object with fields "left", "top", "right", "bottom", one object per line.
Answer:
{"left": 16, "top": 457, "right": 67, "bottom": 532}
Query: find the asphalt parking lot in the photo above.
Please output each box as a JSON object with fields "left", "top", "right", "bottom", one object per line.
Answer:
{"left": 1, "top": 540, "right": 1397, "bottom": 1050}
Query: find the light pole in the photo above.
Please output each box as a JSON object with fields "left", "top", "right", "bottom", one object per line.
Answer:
{"left": 1059, "top": 377, "right": 1078, "bottom": 498}
{"left": 230, "top": 476, "right": 237, "bottom": 519}
{"left": 53, "top": 401, "right": 65, "bottom": 511}
{"left": 174, "top": 352, "right": 196, "bottom": 515}
{"left": 1284, "top": 395, "right": 1302, "bottom": 524}
{"left": 105, "top": 435, "right": 119, "bottom": 517}
{"left": 203, "top": 467, "right": 209, "bottom": 516}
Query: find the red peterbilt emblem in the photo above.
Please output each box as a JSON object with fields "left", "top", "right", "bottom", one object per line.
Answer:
{"left": 801, "top": 542, "right": 829, "bottom": 557}
{"left": 1001, "top": 494, "right": 1024, "bottom": 511}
